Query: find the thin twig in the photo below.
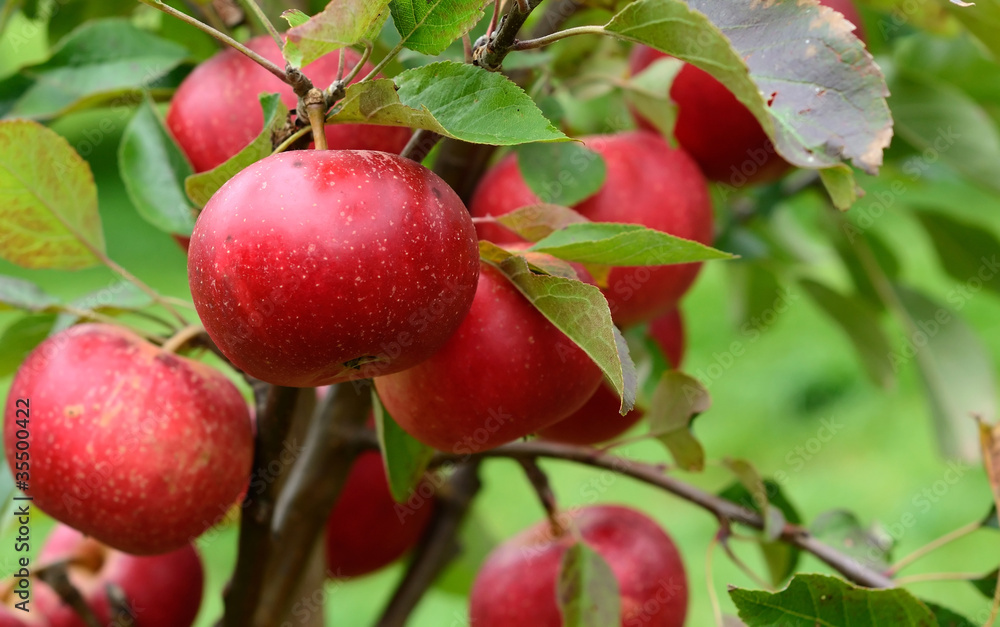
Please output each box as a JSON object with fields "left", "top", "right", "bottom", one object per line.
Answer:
{"left": 375, "top": 461, "right": 483, "bottom": 627}
{"left": 510, "top": 25, "right": 605, "bottom": 51}
{"left": 238, "top": 0, "right": 284, "bottom": 49}
{"left": 336, "top": 48, "right": 347, "bottom": 81}
{"left": 221, "top": 385, "right": 301, "bottom": 627}
{"left": 706, "top": 532, "right": 723, "bottom": 627}
{"left": 400, "top": 130, "right": 443, "bottom": 163}
{"left": 35, "top": 562, "right": 103, "bottom": 627}
{"left": 255, "top": 382, "right": 372, "bottom": 626}
{"left": 138, "top": 0, "right": 288, "bottom": 82}
{"left": 518, "top": 457, "right": 565, "bottom": 537}
{"left": 485, "top": 0, "right": 502, "bottom": 38}
{"left": 472, "top": 0, "right": 544, "bottom": 71}
{"left": 160, "top": 324, "right": 206, "bottom": 354}
{"left": 887, "top": 519, "right": 981, "bottom": 576}
{"left": 430, "top": 440, "right": 897, "bottom": 589}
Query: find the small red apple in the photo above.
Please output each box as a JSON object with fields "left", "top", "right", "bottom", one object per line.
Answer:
{"left": 31, "top": 524, "right": 203, "bottom": 627}
{"left": 3, "top": 323, "right": 254, "bottom": 555}
{"left": 325, "top": 451, "right": 435, "bottom": 577}
{"left": 629, "top": 0, "right": 866, "bottom": 185}
{"left": 374, "top": 261, "right": 604, "bottom": 453}
{"left": 188, "top": 149, "right": 480, "bottom": 387}
{"left": 538, "top": 308, "right": 685, "bottom": 445}
{"left": 0, "top": 606, "right": 40, "bottom": 627}
{"left": 469, "top": 505, "right": 688, "bottom": 626}
{"left": 166, "top": 36, "right": 411, "bottom": 173}
{"left": 470, "top": 131, "right": 713, "bottom": 327}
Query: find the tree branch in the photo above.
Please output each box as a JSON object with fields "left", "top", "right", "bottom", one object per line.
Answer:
{"left": 253, "top": 382, "right": 372, "bottom": 626}
{"left": 375, "top": 460, "right": 483, "bottom": 627}
{"left": 472, "top": 0, "right": 545, "bottom": 72}
{"left": 221, "top": 384, "right": 301, "bottom": 627}
{"left": 517, "top": 457, "right": 564, "bottom": 536}
{"left": 429, "top": 440, "right": 896, "bottom": 589}
{"left": 35, "top": 561, "right": 103, "bottom": 627}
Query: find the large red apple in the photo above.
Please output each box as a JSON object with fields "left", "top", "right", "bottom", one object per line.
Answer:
{"left": 538, "top": 308, "right": 685, "bottom": 445}
{"left": 469, "top": 505, "right": 688, "bottom": 626}
{"left": 374, "top": 261, "right": 603, "bottom": 453}
{"left": 188, "top": 150, "right": 479, "bottom": 387}
{"left": 470, "top": 131, "right": 713, "bottom": 327}
{"left": 31, "top": 524, "right": 203, "bottom": 627}
{"left": 629, "top": 0, "right": 866, "bottom": 185}
{"left": 166, "top": 36, "right": 411, "bottom": 173}
{"left": 325, "top": 451, "right": 434, "bottom": 577}
{"left": 2, "top": 323, "right": 254, "bottom": 555}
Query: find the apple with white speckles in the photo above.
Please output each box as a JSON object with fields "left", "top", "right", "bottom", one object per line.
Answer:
{"left": 188, "top": 149, "right": 480, "bottom": 387}
{"left": 374, "top": 261, "right": 603, "bottom": 453}
{"left": 32, "top": 524, "right": 204, "bottom": 627}
{"left": 2, "top": 323, "right": 254, "bottom": 555}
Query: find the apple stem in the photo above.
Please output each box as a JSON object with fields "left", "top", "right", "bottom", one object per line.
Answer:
{"left": 304, "top": 89, "right": 328, "bottom": 150}
{"left": 400, "top": 129, "right": 443, "bottom": 163}
{"left": 238, "top": 0, "right": 284, "bottom": 50}
{"left": 485, "top": 0, "right": 501, "bottom": 39}
{"left": 517, "top": 457, "right": 566, "bottom": 537}
{"left": 885, "top": 518, "right": 982, "bottom": 576}
{"left": 137, "top": 0, "right": 289, "bottom": 84}
{"left": 161, "top": 324, "right": 207, "bottom": 354}
{"left": 336, "top": 48, "right": 347, "bottom": 82}
{"left": 375, "top": 460, "right": 483, "bottom": 627}
{"left": 35, "top": 561, "right": 105, "bottom": 627}
{"left": 509, "top": 25, "right": 606, "bottom": 52}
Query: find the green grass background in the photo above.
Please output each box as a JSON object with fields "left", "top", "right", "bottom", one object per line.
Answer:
{"left": 0, "top": 14, "right": 999, "bottom": 627}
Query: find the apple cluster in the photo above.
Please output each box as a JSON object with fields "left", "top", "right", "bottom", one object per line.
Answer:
{"left": 0, "top": 2, "right": 869, "bottom": 623}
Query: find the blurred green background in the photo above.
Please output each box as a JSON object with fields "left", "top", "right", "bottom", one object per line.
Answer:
{"left": 1, "top": 1, "right": 999, "bottom": 625}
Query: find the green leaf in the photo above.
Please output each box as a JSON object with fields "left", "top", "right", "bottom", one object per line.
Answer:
{"left": 971, "top": 568, "right": 999, "bottom": 600}
{"left": 185, "top": 94, "right": 288, "bottom": 207}
{"left": 809, "top": 509, "right": 893, "bottom": 571}
{"left": 0, "top": 314, "right": 56, "bottom": 377}
{"left": 373, "top": 388, "right": 434, "bottom": 502}
{"left": 719, "top": 478, "right": 802, "bottom": 586}
{"left": 557, "top": 542, "right": 622, "bottom": 627}
{"left": 327, "top": 62, "right": 568, "bottom": 145}
{"left": 529, "top": 222, "right": 733, "bottom": 267}
{"left": 730, "top": 574, "right": 937, "bottom": 626}
{"left": 722, "top": 459, "right": 785, "bottom": 542}
{"left": 119, "top": 98, "right": 196, "bottom": 236}
{"left": 484, "top": 204, "right": 589, "bottom": 242}
{"left": 646, "top": 371, "right": 708, "bottom": 471}
{"left": 515, "top": 142, "right": 606, "bottom": 208}
{"left": 894, "top": 286, "right": 997, "bottom": 461}
{"left": 913, "top": 212, "right": 1000, "bottom": 299}
{"left": 0, "top": 120, "right": 103, "bottom": 269}
{"left": 281, "top": 8, "right": 311, "bottom": 27}
{"left": 605, "top": 0, "right": 891, "bottom": 175}
{"left": 0, "top": 276, "right": 59, "bottom": 312}
{"left": 819, "top": 165, "right": 862, "bottom": 211}
{"left": 888, "top": 72, "right": 1000, "bottom": 193}
{"left": 622, "top": 56, "right": 681, "bottom": 142}
{"left": 799, "top": 280, "right": 894, "bottom": 388}
{"left": 390, "top": 0, "right": 488, "bottom": 56}
{"left": 925, "top": 602, "right": 977, "bottom": 627}
{"left": 487, "top": 251, "right": 636, "bottom": 413}
{"left": 946, "top": 0, "right": 1000, "bottom": 60}
{"left": 283, "top": 0, "right": 392, "bottom": 67}
{"left": 0, "top": 18, "right": 188, "bottom": 120}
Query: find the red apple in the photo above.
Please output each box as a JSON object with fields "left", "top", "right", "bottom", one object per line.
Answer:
{"left": 188, "top": 150, "right": 480, "bottom": 387}
{"left": 374, "top": 261, "right": 604, "bottom": 453}
{"left": 469, "top": 505, "right": 688, "bottom": 626}
{"left": 166, "top": 36, "right": 411, "bottom": 173}
{"left": 0, "top": 606, "right": 40, "bottom": 626}
{"left": 3, "top": 323, "right": 254, "bottom": 555}
{"left": 32, "top": 524, "right": 203, "bottom": 627}
{"left": 470, "top": 131, "right": 713, "bottom": 327}
{"left": 538, "top": 308, "right": 686, "bottom": 445}
{"left": 629, "top": 0, "right": 866, "bottom": 185}
{"left": 325, "top": 451, "right": 434, "bottom": 577}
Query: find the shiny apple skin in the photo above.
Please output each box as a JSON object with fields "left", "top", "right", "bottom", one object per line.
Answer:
{"left": 470, "top": 132, "right": 713, "bottom": 328}
{"left": 469, "top": 505, "right": 688, "bottom": 626}
{"left": 3, "top": 324, "right": 253, "bottom": 556}
{"left": 188, "top": 150, "right": 480, "bottom": 387}
{"left": 374, "top": 262, "right": 603, "bottom": 453}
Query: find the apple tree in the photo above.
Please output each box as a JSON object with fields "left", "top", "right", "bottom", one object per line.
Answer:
{"left": 0, "top": 0, "right": 998, "bottom": 624}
